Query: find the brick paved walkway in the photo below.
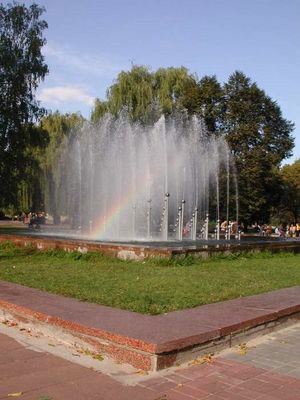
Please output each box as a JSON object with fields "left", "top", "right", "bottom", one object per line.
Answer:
{"left": 1, "top": 324, "right": 300, "bottom": 400}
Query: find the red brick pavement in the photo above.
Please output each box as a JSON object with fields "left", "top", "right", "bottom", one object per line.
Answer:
{"left": 1, "top": 333, "right": 300, "bottom": 400}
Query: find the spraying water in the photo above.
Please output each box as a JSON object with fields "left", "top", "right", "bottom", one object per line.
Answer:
{"left": 56, "top": 114, "right": 237, "bottom": 241}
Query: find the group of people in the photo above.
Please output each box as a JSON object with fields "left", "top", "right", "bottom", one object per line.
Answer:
{"left": 220, "top": 220, "right": 239, "bottom": 234}
{"left": 256, "top": 223, "right": 300, "bottom": 238}
{"left": 285, "top": 223, "right": 300, "bottom": 238}
{"left": 258, "top": 224, "right": 273, "bottom": 237}
{"left": 18, "top": 212, "right": 46, "bottom": 229}
{"left": 221, "top": 221, "right": 300, "bottom": 238}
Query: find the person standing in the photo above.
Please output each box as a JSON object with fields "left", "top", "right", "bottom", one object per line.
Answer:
{"left": 296, "top": 222, "right": 300, "bottom": 238}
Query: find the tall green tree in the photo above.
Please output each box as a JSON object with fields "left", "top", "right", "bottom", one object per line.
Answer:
{"left": 278, "top": 159, "right": 300, "bottom": 223}
{"left": 222, "top": 71, "right": 294, "bottom": 224}
{"left": 0, "top": 2, "right": 48, "bottom": 208}
{"left": 182, "top": 75, "right": 224, "bottom": 132}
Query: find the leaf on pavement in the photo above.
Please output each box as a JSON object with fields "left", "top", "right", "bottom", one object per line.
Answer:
{"left": 136, "top": 370, "right": 148, "bottom": 375}
{"left": 239, "top": 343, "right": 248, "bottom": 355}
{"left": 188, "top": 353, "right": 213, "bottom": 366}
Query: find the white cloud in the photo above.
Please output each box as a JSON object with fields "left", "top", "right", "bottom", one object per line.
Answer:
{"left": 38, "top": 43, "right": 126, "bottom": 113}
{"left": 43, "top": 43, "right": 123, "bottom": 78}
{"left": 38, "top": 86, "right": 95, "bottom": 106}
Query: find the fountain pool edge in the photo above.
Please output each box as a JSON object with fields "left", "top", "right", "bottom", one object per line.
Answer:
{"left": 0, "top": 233, "right": 300, "bottom": 260}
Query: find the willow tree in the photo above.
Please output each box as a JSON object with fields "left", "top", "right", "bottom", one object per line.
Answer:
{"left": 92, "top": 65, "right": 196, "bottom": 124}
{"left": 90, "top": 99, "right": 108, "bottom": 124}
{"left": 106, "top": 65, "right": 154, "bottom": 123}
{"left": 153, "top": 67, "right": 195, "bottom": 115}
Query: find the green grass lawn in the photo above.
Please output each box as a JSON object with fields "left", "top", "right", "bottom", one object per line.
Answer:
{"left": 0, "top": 242, "right": 299, "bottom": 314}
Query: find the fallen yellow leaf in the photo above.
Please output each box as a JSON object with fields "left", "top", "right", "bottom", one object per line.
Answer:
{"left": 7, "top": 393, "right": 23, "bottom": 397}
{"left": 238, "top": 343, "right": 248, "bottom": 355}
{"left": 136, "top": 370, "right": 148, "bottom": 375}
{"left": 188, "top": 353, "right": 213, "bottom": 366}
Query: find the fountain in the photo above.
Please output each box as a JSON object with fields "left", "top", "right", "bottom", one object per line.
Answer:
{"left": 2, "top": 113, "right": 300, "bottom": 259}
{"left": 2, "top": 113, "right": 299, "bottom": 260}
{"left": 55, "top": 113, "right": 238, "bottom": 242}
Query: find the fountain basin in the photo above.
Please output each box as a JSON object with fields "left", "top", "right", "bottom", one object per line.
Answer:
{"left": 0, "top": 231, "right": 299, "bottom": 260}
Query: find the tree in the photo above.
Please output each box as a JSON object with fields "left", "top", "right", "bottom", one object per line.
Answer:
{"left": 0, "top": 2, "right": 48, "bottom": 208}
{"left": 182, "top": 75, "right": 224, "bottom": 132}
{"left": 107, "top": 65, "right": 154, "bottom": 123}
{"left": 90, "top": 99, "right": 108, "bottom": 124}
{"left": 153, "top": 67, "right": 195, "bottom": 115}
{"left": 96, "top": 65, "right": 195, "bottom": 124}
{"left": 181, "top": 71, "right": 294, "bottom": 223}
{"left": 278, "top": 159, "right": 300, "bottom": 223}
{"left": 222, "top": 71, "right": 294, "bottom": 224}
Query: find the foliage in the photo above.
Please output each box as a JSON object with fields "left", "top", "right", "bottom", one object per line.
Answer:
{"left": 107, "top": 65, "right": 154, "bottom": 123}
{"left": 277, "top": 159, "right": 300, "bottom": 223}
{"left": 182, "top": 75, "right": 224, "bottom": 132}
{"left": 153, "top": 66, "right": 195, "bottom": 115}
{"left": 222, "top": 71, "right": 294, "bottom": 224}
{"left": 93, "top": 65, "right": 195, "bottom": 124}
{"left": 0, "top": 2, "right": 48, "bottom": 208}
{"left": 281, "top": 159, "right": 300, "bottom": 191}
{"left": 90, "top": 99, "right": 108, "bottom": 124}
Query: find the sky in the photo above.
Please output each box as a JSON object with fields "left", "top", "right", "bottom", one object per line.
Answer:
{"left": 34, "top": 0, "right": 300, "bottom": 163}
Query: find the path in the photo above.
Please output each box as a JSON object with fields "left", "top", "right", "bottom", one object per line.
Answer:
{"left": 1, "top": 323, "right": 300, "bottom": 399}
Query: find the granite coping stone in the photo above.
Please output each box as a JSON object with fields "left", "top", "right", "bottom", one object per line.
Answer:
{"left": 1, "top": 281, "right": 300, "bottom": 356}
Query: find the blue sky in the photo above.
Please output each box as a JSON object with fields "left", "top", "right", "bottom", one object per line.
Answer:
{"left": 35, "top": 0, "right": 300, "bottom": 163}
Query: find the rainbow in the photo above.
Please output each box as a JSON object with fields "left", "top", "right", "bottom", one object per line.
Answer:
{"left": 91, "top": 189, "right": 137, "bottom": 239}
{"left": 90, "top": 172, "right": 151, "bottom": 239}
{"left": 90, "top": 155, "right": 180, "bottom": 240}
